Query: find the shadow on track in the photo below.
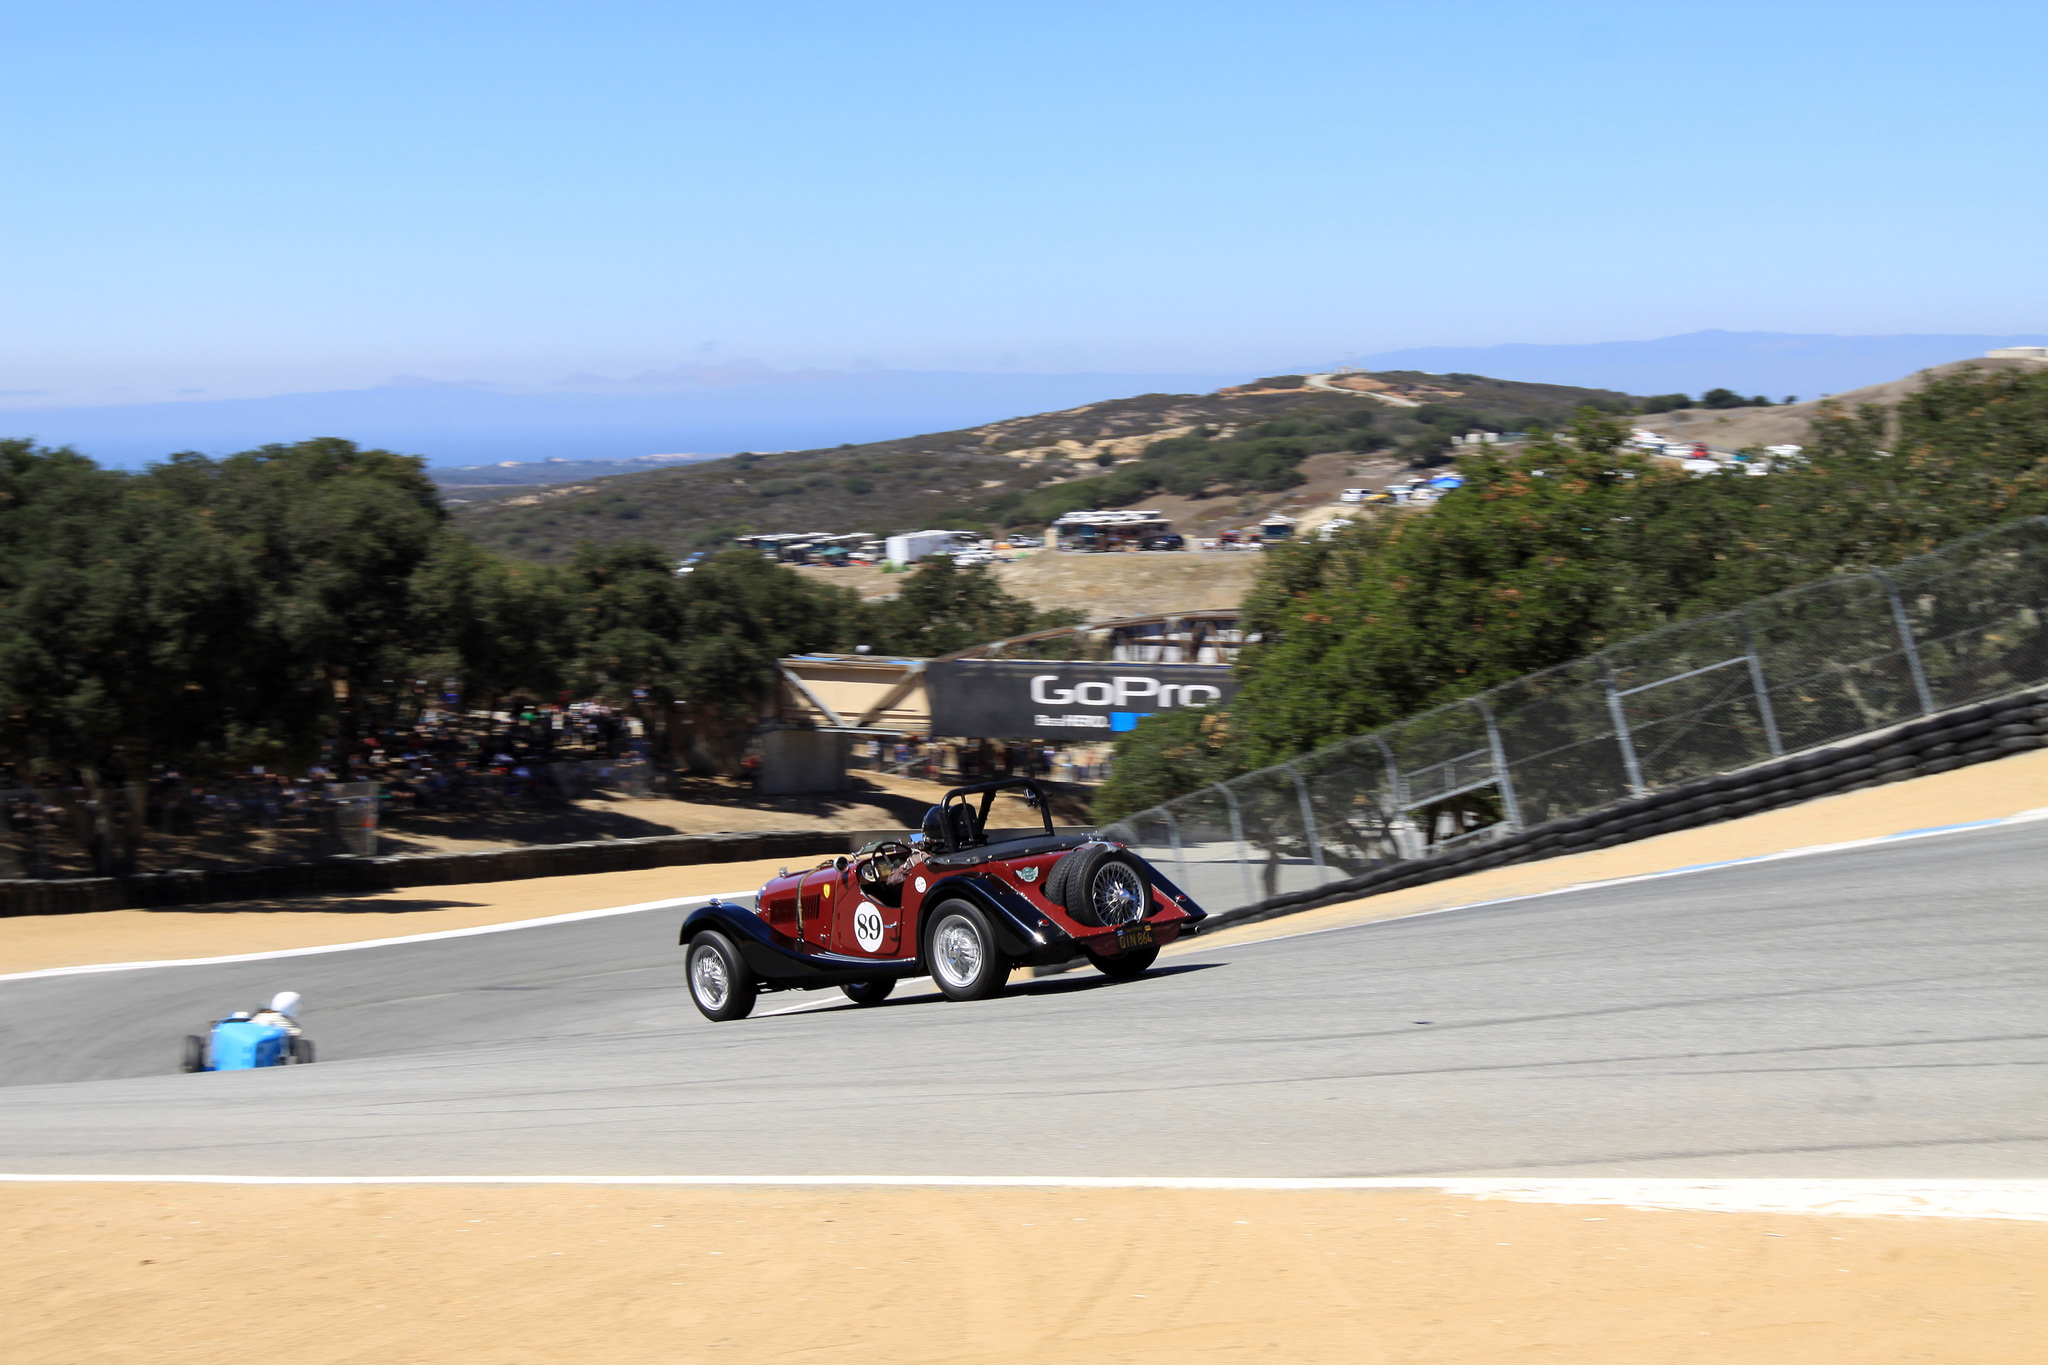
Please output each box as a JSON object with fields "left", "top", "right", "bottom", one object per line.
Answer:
{"left": 761, "top": 962, "right": 1226, "bottom": 1020}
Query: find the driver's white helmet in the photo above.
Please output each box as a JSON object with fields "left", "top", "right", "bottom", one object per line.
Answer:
{"left": 268, "top": 991, "right": 302, "bottom": 1016}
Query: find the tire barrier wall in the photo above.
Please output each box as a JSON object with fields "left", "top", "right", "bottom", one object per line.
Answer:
{"left": 0, "top": 830, "right": 844, "bottom": 918}
{"left": 1187, "top": 687, "right": 2048, "bottom": 937}
{"left": 0, "top": 825, "right": 1096, "bottom": 919}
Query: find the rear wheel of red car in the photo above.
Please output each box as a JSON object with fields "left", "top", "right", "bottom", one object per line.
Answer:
{"left": 841, "top": 978, "right": 896, "bottom": 1007}
{"left": 1061, "top": 848, "right": 1152, "bottom": 929}
{"left": 925, "top": 902, "right": 1010, "bottom": 1001}
{"left": 687, "top": 930, "right": 759, "bottom": 1021}
{"left": 1090, "top": 944, "right": 1160, "bottom": 980}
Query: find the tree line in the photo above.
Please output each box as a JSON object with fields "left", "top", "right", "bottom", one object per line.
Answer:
{"left": 0, "top": 437, "right": 1076, "bottom": 782}
{"left": 1095, "top": 364, "right": 2048, "bottom": 819}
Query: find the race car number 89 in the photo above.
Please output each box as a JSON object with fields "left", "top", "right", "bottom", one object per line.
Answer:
{"left": 853, "top": 905, "right": 887, "bottom": 952}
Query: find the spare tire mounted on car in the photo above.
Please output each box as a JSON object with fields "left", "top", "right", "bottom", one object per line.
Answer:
{"left": 1051, "top": 844, "right": 1152, "bottom": 927}
{"left": 1042, "top": 841, "right": 1099, "bottom": 909}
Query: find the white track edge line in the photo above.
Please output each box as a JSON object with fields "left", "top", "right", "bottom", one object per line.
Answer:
{"left": 0, "top": 892, "right": 753, "bottom": 983}
{"left": 0, "top": 1174, "right": 2040, "bottom": 1220}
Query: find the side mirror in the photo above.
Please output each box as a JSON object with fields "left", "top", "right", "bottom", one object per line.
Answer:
{"left": 833, "top": 855, "right": 849, "bottom": 872}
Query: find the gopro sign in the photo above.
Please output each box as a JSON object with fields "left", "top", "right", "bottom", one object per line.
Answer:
{"left": 927, "top": 660, "right": 1237, "bottom": 739}
{"left": 1028, "top": 674, "right": 1223, "bottom": 711}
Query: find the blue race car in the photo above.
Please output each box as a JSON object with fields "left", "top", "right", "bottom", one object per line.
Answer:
{"left": 181, "top": 993, "right": 315, "bottom": 1072}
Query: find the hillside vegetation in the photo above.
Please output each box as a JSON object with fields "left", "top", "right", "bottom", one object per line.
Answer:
{"left": 0, "top": 439, "right": 1074, "bottom": 781}
{"left": 1096, "top": 363, "right": 2048, "bottom": 819}
{"left": 454, "top": 373, "right": 1642, "bottom": 562}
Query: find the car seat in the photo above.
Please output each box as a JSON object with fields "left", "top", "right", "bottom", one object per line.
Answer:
{"left": 921, "top": 802, "right": 981, "bottom": 852}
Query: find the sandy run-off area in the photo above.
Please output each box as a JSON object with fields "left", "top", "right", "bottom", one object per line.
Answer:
{"left": 5, "top": 1182, "right": 2044, "bottom": 1364}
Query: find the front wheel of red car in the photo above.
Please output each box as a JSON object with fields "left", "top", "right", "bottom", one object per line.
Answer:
{"left": 1090, "top": 944, "right": 1160, "bottom": 980}
{"left": 688, "top": 930, "right": 759, "bottom": 1021}
{"left": 926, "top": 902, "right": 1010, "bottom": 1001}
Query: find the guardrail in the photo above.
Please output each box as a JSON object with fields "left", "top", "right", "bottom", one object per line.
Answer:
{"left": 1105, "top": 517, "right": 2048, "bottom": 924}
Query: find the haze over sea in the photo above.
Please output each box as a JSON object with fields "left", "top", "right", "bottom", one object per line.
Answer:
{"left": 9, "top": 331, "right": 2045, "bottom": 470}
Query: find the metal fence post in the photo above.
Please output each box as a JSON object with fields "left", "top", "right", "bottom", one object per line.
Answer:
{"left": 1285, "top": 763, "right": 1327, "bottom": 878}
{"left": 1475, "top": 700, "right": 1524, "bottom": 830}
{"left": 1739, "top": 616, "right": 1784, "bottom": 757}
{"left": 1600, "top": 661, "right": 1649, "bottom": 798}
{"left": 1872, "top": 568, "right": 1936, "bottom": 715}
{"left": 1212, "top": 782, "right": 1257, "bottom": 907}
{"left": 1162, "top": 806, "right": 1188, "bottom": 886}
{"left": 1370, "top": 733, "right": 1422, "bottom": 860}
{"left": 1370, "top": 733, "right": 1406, "bottom": 808}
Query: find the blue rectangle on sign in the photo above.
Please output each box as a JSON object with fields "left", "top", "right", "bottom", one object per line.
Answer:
{"left": 1110, "top": 711, "right": 1152, "bottom": 732}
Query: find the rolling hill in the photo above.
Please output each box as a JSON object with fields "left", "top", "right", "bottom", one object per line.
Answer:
{"left": 1632, "top": 354, "right": 2047, "bottom": 451}
{"left": 454, "top": 371, "right": 1641, "bottom": 562}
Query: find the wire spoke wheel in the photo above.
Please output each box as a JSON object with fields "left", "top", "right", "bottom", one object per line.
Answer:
{"left": 933, "top": 918, "right": 984, "bottom": 990}
{"left": 691, "top": 947, "right": 730, "bottom": 1009}
{"left": 686, "top": 930, "right": 757, "bottom": 1021}
{"left": 926, "top": 902, "right": 1009, "bottom": 1001}
{"left": 1090, "top": 861, "right": 1147, "bottom": 927}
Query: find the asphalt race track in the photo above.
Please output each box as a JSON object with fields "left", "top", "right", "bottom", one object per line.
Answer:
{"left": 2, "top": 823, "right": 2043, "bottom": 1178}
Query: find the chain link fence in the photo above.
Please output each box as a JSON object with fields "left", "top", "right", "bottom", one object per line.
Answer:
{"left": 1103, "top": 517, "right": 2048, "bottom": 914}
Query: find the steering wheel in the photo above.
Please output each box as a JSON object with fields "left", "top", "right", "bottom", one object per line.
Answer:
{"left": 857, "top": 841, "right": 914, "bottom": 887}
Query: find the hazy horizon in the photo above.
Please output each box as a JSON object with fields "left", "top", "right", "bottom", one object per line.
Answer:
{"left": 12, "top": 329, "right": 2046, "bottom": 471}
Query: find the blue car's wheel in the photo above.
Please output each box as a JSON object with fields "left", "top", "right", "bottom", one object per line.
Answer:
{"left": 289, "top": 1037, "right": 315, "bottom": 1065}
{"left": 180, "top": 1035, "right": 205, "bottom": 1073}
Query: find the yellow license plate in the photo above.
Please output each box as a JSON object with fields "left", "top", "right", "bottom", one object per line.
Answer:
{"left": 1117, "top": 924, "right": 1153, "bottom": 951}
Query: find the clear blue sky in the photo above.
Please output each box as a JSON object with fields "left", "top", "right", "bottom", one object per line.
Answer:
{"left": 3, "top": 0, "right": 2044, "bottom": 404}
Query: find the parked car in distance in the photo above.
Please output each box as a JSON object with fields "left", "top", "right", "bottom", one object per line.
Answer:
{"left": 1340, "top": 487, "right": 1369, "bottom": 503}
{"left": 1141, "top": 533, "right": 1186, "bottom": 551}
{"left": 1006, "top": 535, "right": 1042, "bottom": 548}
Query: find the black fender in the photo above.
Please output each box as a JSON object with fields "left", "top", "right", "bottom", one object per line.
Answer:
{"left": 919, "top": 873, "right": 1076, "bottom": 965}
{"left": 1142, "top": 866, "right": 1208, "bottom": 924}
{"left": 679, "top": 898, "right": 918, "bottom": 988}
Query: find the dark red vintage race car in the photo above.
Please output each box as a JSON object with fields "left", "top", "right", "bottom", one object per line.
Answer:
{"left": 677, "top": 778, "right": 1206, "bottom": 1020}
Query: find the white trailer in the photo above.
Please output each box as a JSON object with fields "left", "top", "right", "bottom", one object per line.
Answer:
{"left": 885, "top": 530, "right": 972, "bottom": 566}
